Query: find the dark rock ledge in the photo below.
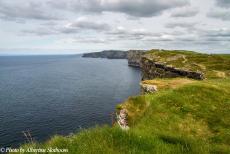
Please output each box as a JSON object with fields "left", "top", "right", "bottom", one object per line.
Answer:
{"left": 141, "top": 57, "right": 204, "bottom": 80}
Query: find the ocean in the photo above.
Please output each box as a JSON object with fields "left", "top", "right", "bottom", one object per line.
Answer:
{"left": 0, "top": 55, "right": 141, "bottom": 147}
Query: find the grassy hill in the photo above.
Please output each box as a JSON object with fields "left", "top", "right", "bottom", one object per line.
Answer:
{"left": 13, "top": 50, "right": 230, "bottom": 154}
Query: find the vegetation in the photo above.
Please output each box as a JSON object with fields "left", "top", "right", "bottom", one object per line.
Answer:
{"left": 13, "top": 50, "right": 230, "bottom": 154}
{"left": 141, "top": 78, "right": 196, "bottom": 90}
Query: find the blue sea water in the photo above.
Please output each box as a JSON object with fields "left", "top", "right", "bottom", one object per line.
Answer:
{"left": 0, "top": 55, "right": 141, "bottom": 147}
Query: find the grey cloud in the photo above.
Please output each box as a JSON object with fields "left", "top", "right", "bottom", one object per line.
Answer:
{"left": 107, "top": 26, "right": 199, "bottom": 43}
{"left": 201, "top": 29, "right": 230, "bottom": 38}
{"left": 216, "top": 0, "right": 230, "bottom": 8}
{"left": 205, "top": 37, "right": 230, "bottom": 42}
{"left": 21, "top": 18, "right": 111, "bottom": 35}
{"left": 68, "top": 20, "right": 111, "bottom": 31}
{"left": 165, "top": 22, "right": 197, "bottom": 29}
{"left": 108, "top": 26, "right": 190, "bottom": 42}
{"left": 0, "top": 0, "right": 60, "bottom": 21}
{"left": 171, "top": 7, "right": 199, "bottom": 17}
{"left": 63, "top": 36, "right": 121, "bottom": 44}
{"left": 0, "top": 0, "right": 193, "bottom": 25}
{"left": 69, "top": 38, "right": 107, "bottom": 44}
{"left": 207, "top": 9, "right": 230, "bottom": 21}
{"left": 22, "top": 28, "right": 59, "bottom": 36}
{"left": 59, "top": 19, "right": 111, "bottom": 34}
{"left": 40, "top": 21, "right": 58, "bottom": 26}
{"left": 49, "top": 0, "right": 190, "bottom": 17}
{"left": 143, "top": 27, "right": 230, "bottom": 44}
{"left": 107, "top": 27, "right": 157, "bottom": 41}
{"left": 184, "top": 28, "right": 230, "bottom": 43}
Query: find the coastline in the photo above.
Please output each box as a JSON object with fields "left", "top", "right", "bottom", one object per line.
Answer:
{"left": 10, "top": 49, "right": 230, "bottom": 153}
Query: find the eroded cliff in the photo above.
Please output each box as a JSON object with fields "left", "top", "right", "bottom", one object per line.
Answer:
{"left": 127, "top": 50, "right": 145, "bottom": 67}
{"left": 141, "top": 56, "right": 204, "bottom": 80}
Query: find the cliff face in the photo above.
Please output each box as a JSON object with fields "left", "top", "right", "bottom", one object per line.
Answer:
{"left": 141, "top": 57, "right": 204, "bottom": 80}
{"left": 127, "top": 50, "right": 145, "bottom": 67}
{"left": 82, "top": 50, "right": 127, "bottom": 59}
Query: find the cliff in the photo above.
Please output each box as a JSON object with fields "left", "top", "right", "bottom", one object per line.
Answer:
{"left": 140, "top": 49, "right": 230, "bottom": 80}
{"left": 141, "top": 56, "right": 204, "bottom": 80}
{"left": 82, "top": 50, "right": 127, "bottom": 59}
{"left": 127, "top": 50, "right": 145, "bottom": 67}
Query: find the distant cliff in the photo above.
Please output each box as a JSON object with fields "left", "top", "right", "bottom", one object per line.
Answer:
{"left": 82, "top": 50, "right": 127, "bottom": 59}
{"left": 82, "top": 50, "right": 146, "bottom": 68}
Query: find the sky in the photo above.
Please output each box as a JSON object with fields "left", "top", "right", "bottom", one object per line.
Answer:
{"left": 0, "top": 0, "right": 230, "bottom": 55}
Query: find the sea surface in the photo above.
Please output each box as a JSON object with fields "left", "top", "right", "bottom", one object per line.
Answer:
{"left": 0, "top": 55, "right": 141, "bottom": 147}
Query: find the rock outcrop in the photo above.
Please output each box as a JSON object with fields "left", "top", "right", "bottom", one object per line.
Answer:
{"left": 127, "top": 50, "right": 145, "bottom": 67}
{"left": 141, "top": 57, "right": 204, "bottom": 80}
{"left": 82, "top": 50, "right": 127, "bottom": 59}
{"left": 140, "top": 83, "right": 158, "bottom": 94}
{"left": 117, "top": 109, "right": 129, "bottom": 130}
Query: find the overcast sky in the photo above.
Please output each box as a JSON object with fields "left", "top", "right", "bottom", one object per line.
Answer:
{"left": 0, "top": 0, "right": 230, "bottom": 55}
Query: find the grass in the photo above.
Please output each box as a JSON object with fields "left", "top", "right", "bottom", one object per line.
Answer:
{"left": 13, "top": 50, "right": 230, "bottom": 154}
{"left": 14, "top": 78, "right": 230, "bottom": 154}
{"left": 145, "top": 49, "right": 230, "bottom": 78}
{"left": 141, "top": 78, "right": 196, "bottom": 91}
{"left": 133, "top": 79, "right": 230, "bottom": 153}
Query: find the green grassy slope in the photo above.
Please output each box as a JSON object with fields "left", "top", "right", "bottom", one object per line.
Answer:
{"left": 13, "top": 50, "right": 230, "bottom": 154}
